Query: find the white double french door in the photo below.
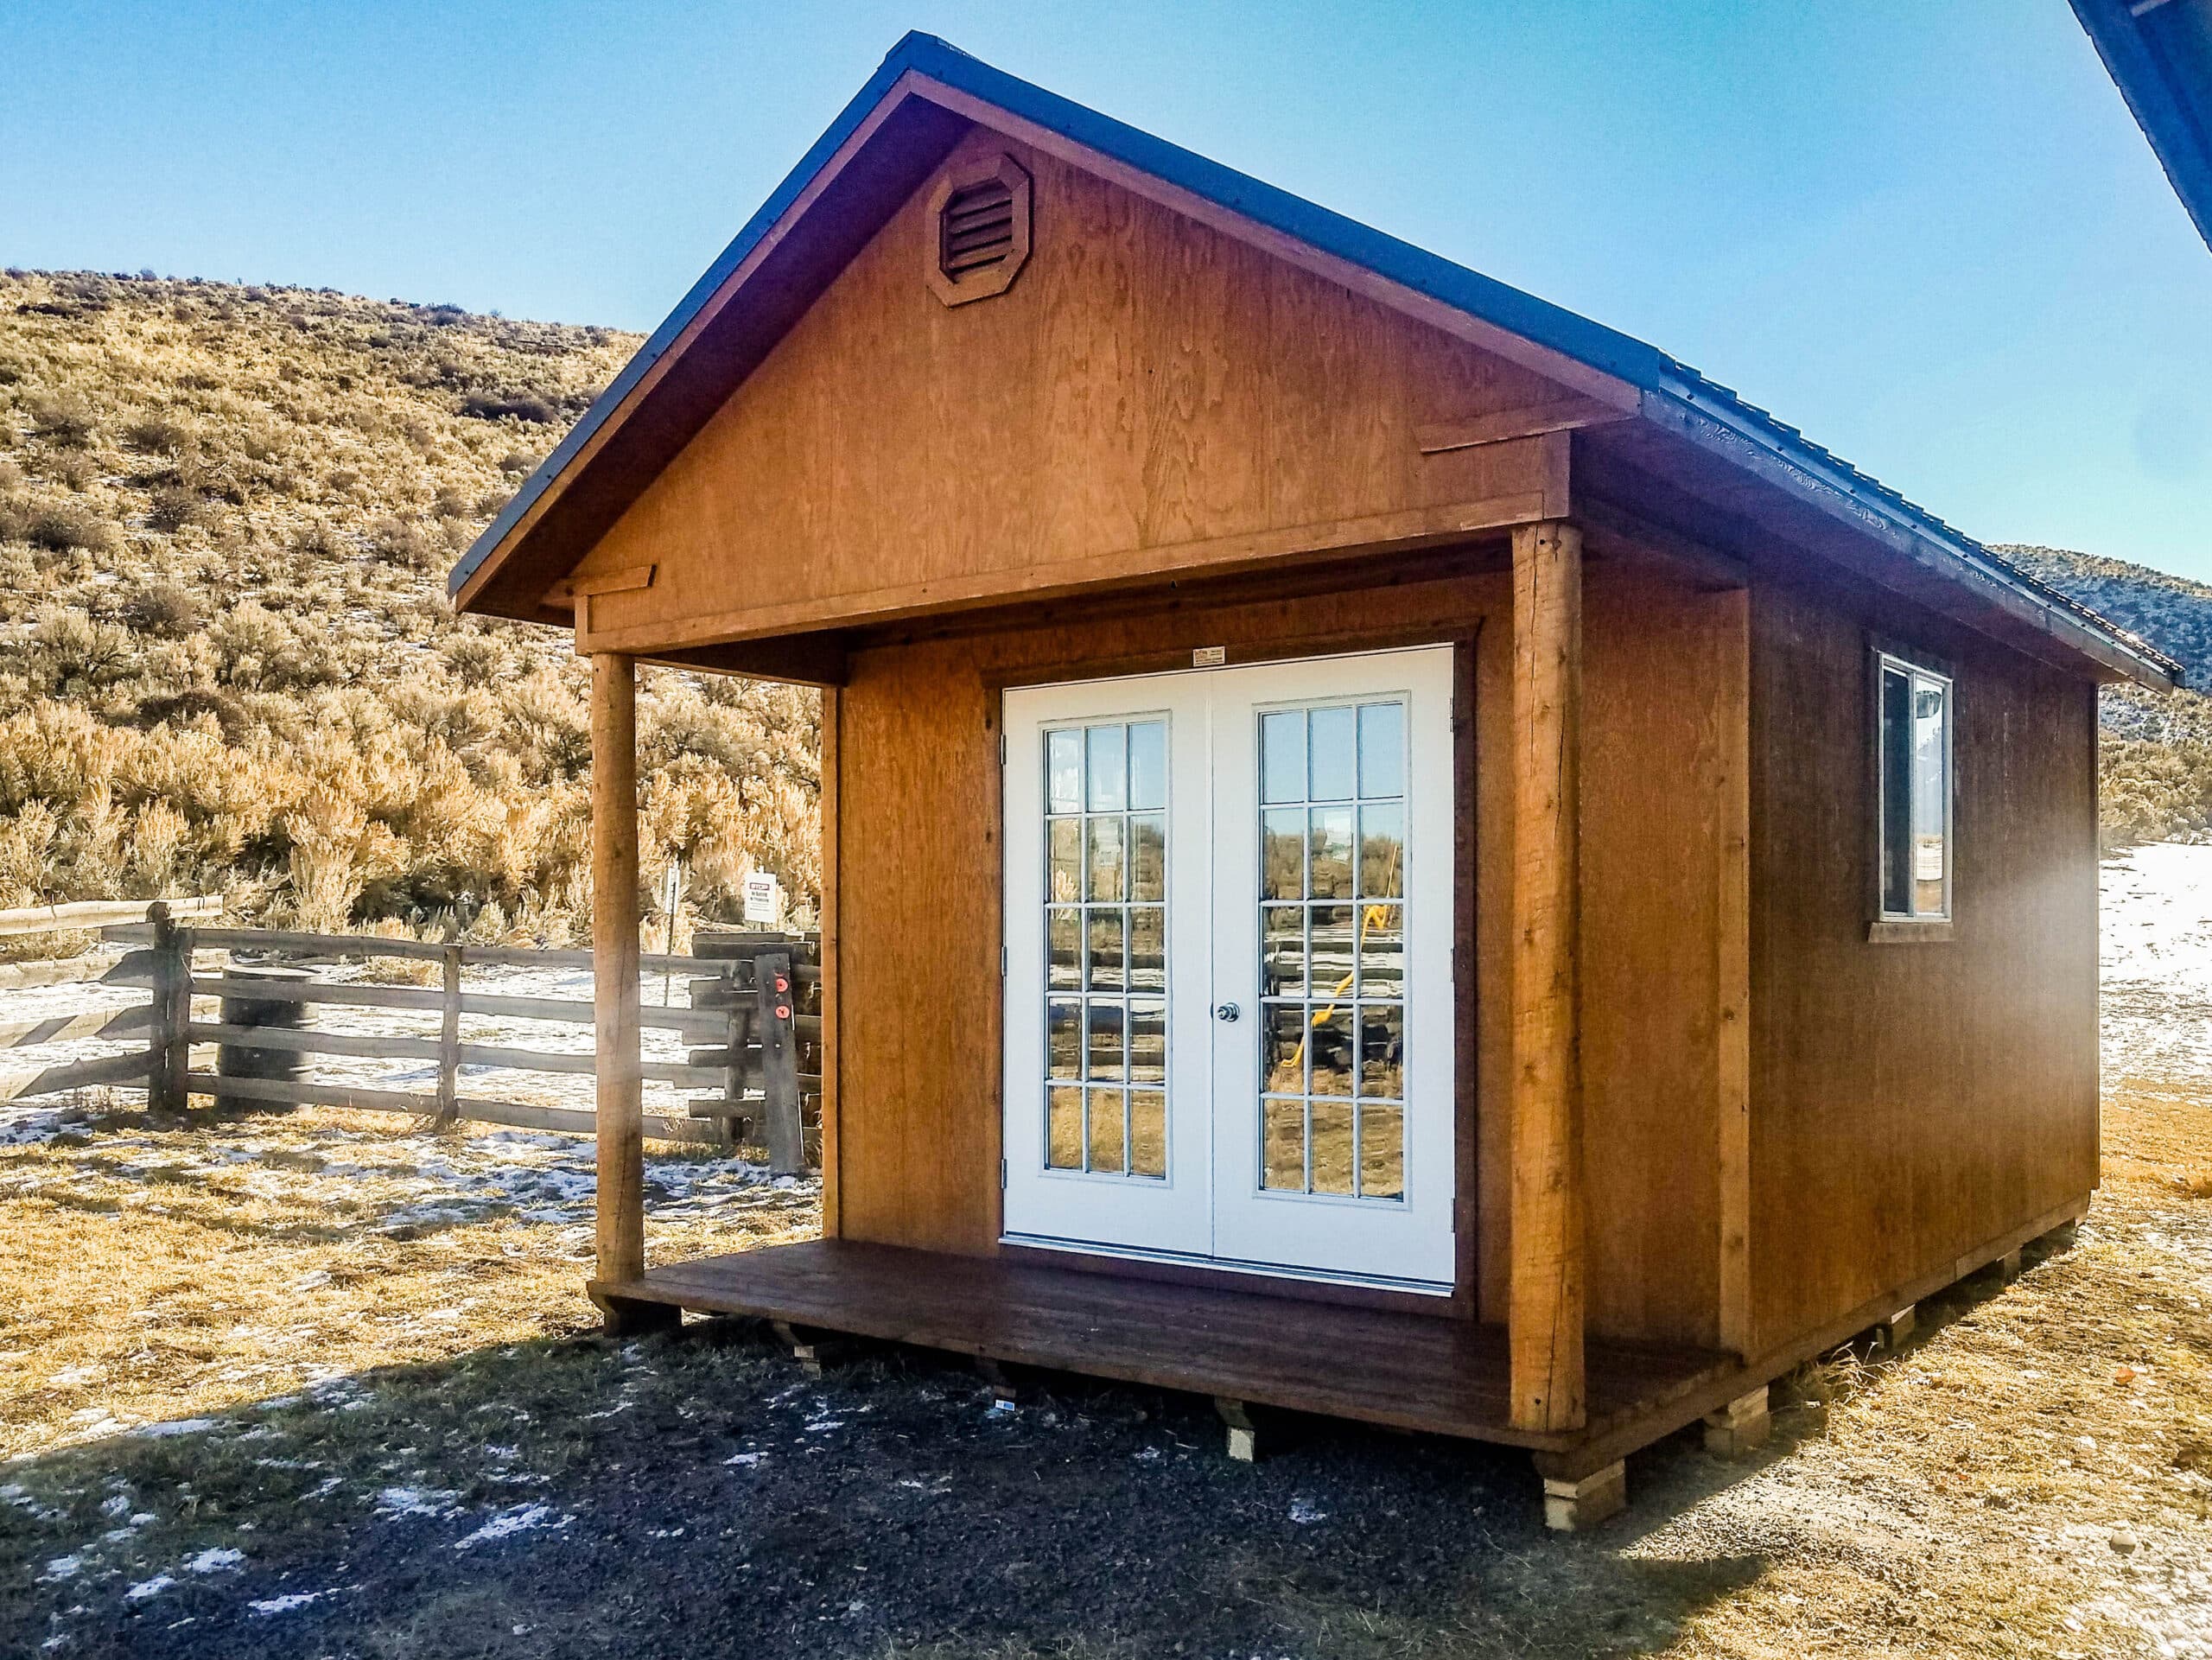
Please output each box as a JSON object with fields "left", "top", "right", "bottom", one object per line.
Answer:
{"left": 1000, "top": 646, "right": 1456, "bottom": 1293}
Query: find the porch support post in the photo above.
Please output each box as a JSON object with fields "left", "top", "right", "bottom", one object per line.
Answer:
{"left": 1510, "top": 520, "right": 1588, "bottom": 1435}
{"left": 592, "top": 651, "right": 647, "bottom": 1294}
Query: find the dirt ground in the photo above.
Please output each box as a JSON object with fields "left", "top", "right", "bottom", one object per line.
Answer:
{"left": 0, "top": 1084, "right": 2207, "bottom": 1658}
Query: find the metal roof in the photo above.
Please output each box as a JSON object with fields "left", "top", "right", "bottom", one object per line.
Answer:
{"left": 2073, "top": 0, "right": 2212, "bottom": 251}
{"left": 450, "top": 31, "right": 2180, "bottom": 689}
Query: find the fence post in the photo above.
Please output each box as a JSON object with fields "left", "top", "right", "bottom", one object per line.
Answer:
{"left": 757, "top": 949, "right": 802, "bottom": 1175}
{"left": 437, "top": 940, "right": 463, "bottom": 1125}
{"left": 145, "top": 903, "right": 190, "bottom": 1112}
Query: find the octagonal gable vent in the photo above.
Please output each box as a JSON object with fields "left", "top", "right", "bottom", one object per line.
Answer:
{"left": 925, "top": 156, "right": 1032, "bottom": 307}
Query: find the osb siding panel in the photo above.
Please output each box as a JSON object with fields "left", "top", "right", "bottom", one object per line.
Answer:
{"left": 576, "top": 126, "right": 1567, "bottom": 646}
{"left": 1747, "top": 576, "right": 2099, "bottom": 1356}
{"left": 838, "top": 570, "right": 1514, "bottom": 1269}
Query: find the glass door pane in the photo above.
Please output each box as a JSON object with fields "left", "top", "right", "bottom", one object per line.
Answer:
{"left": 1251, "top": 701, "right": 1408, "bottom": 1201}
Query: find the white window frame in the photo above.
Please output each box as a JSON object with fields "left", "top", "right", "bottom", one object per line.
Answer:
{"left": 1872, "top": 646, "right": 1955, "bottom": 925}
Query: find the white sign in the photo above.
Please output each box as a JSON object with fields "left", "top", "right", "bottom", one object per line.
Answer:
{"left": 741, "top": 872, "right": 784, "bottom": 925}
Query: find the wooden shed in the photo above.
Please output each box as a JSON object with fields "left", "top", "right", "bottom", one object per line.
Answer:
{"left": 450, "top": 35, "right": 2180, "bottom": 1528}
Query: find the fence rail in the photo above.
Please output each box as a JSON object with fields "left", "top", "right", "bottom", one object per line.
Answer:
{"left": 0, "top": 895, "right": 222, "bottom": 938}
{"left": 0, "top": 906, "right": 824, "bottom": 1172}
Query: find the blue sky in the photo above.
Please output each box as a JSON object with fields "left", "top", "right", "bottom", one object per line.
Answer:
{"left": 4, "top": 2, "right": 2208, "bottom": 578}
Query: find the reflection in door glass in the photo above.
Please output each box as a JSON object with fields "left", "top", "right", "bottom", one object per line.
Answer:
{"left": 1042, "top": 719, "right": 1168, "bottom": 1179}
{"left": 1255, "top": 700, "right": 1408, "bottom": 1200}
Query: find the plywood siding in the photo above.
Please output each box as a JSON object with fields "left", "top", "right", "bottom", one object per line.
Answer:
{"left": 836, "top": 552, "right": 1733, "bottom": 1350}
{"left": 1746, "top": 573, "right": 2099, "bottom": 1357}
{"left": 1574, "top": 563, "right": 1741, "bottom": 1348}
{"left": 571, "top": 127, "right": 1573, "bottom": 654}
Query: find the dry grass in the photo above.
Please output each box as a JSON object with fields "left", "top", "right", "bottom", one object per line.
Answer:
{"left": 0, "top": 1084, "right": 2205, "bottom": 1657}
{"left": 0, "top": 270, "right": 821, "bottom": 944}
{"left": 0, "top": 1099, "right": 815, "bottom": 1460}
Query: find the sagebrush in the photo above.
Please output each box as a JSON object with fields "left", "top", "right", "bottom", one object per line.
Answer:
{"left": 0, "top": 270, "right": 819, "bottom": 945}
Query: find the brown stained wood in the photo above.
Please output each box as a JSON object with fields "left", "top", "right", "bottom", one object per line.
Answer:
{"left": 1746, "top": 572, "right": 2100, "bottom": 1357}
{"left": 593, "top": 652, "right": 646, "bottom": 1288}
{"left": 1709, "top": 588, "right": 1753, "bottom": 1358}
{"left": 642, "top": 634, "right": 850, "bottom": 690}
{"left": 563, "top": 563, "right": 657, "bottom": 599}
{"left": 569, "top": 130, "right": 1578, "bottom": 657}
{"left": 1509, "top": 520, "right": 1586, "bottom": 1434}
{"left": 1576, "top": 563, "right": 1733, "bottom": 1349}
{"left": 908, "top": 79, "right": 1643, "bottom": 415}
{"left": 1416, "top": 398, "right": 1630, "bottom": 455}
{"left": 592, "top": 1238, "right": 1730, "bottom": 1453}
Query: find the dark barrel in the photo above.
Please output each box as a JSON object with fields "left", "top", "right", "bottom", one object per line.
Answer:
{"left": 215, "top": 964, "right": 312, "bottom": 1107}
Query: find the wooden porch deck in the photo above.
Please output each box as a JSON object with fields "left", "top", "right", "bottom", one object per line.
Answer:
{"left": 590, "top": 1239, "right": 1740, "bottom": 1460}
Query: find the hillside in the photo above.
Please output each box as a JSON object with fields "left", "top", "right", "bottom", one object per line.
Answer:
{"left": 1997, "top": 544, "right": 2212, "bottom": 843}
{"left": 0, "top": 270, "right": 821, "bottom": 946}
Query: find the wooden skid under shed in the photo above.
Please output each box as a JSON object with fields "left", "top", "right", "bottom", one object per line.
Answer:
{"left": 590, "top": 1239, "right": 1736, "bottom": 1456}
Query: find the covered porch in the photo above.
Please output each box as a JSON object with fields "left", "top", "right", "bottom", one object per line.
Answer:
{"left": 574, "top": 518, "right": 1761, "bottom": 1530}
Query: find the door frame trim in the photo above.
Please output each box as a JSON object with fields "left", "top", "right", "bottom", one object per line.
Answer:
{"left": 989, "top": 633, "right": 1479, "bottom": 1317}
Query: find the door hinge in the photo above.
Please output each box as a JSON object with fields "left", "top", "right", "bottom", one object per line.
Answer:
{"left": 999, "top": 733, "right": 1007, "bottom": 764}
{"left": 999, "top": 1158, "right": 1008, "bottom": 1189}
{"left": 1000, "top": 946, "right": 1008, "bottom": 976}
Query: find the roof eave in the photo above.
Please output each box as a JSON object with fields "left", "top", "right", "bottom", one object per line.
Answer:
{"left": 1641, "top": 378, "right": 2180, "bottom": 691}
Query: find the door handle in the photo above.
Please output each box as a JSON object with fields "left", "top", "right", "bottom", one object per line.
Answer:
{"left": 1214, "top": 1002, "right": 1240, "bottom": 1022}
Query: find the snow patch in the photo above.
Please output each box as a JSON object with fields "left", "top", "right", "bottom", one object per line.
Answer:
{"left": 132, "top": 1417, "right": 217, "bottom": 1440}
{"left": 451, "top": 1503, "right": 571, "bottom": 1550}
{"left": 375, "top": 1485, "right": 460, "bottom": 1519}
{"left": 248, "top": 1589, "right": 334, "bottom": 1616}
{"left": 184, "top": 1547, "right": 245, "bottom": 1574}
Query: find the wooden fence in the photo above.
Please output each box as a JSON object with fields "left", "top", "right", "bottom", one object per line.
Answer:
{"left": 0, "top": 906, "right": 824, "bottom": 1174}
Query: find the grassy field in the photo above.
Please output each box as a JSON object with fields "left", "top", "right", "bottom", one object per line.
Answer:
{"left": 0, "top": 1078, "right": 2205, "bottom": 1658}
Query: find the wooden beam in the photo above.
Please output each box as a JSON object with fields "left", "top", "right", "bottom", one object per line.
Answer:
{"left": 0, "top": 894, "right": 220, "bottom": 938}
{"left": 578, "top": 486, "right": 1558, "bottom": 659}
{"left": 1710, "top": 587, "right": 1753, "bottom": 1358}
{"left": 0, "top": 1048, "right": 153, "bottom": 1103}
{"left": 592, "top": 652, "right": 647, "bottom": 1294}
{"left": 1415, "top": 398, "right": 1630, "bottom": 456}
{"left": 639, "top": 635, "right": 851, "bottom": 690}
{"left": 1510, "top": 519, "right": 1587, "bottom": 1434}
